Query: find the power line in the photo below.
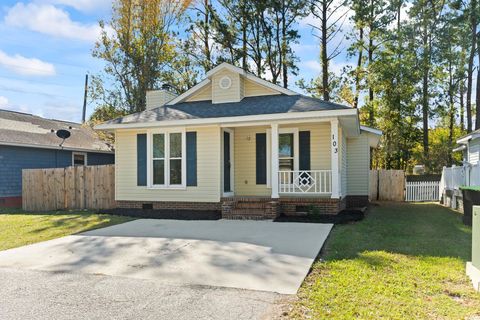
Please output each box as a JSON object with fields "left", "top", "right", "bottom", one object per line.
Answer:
{"left": 0, "top": 85, "right": 75, "bottom": 100}
{"left": 0, "top": 75, "right": 82, "bottom": 88}
{"left": 0, "top": 63, "right": 88, "bottom": 78}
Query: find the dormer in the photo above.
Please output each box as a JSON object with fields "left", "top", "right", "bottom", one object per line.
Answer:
{"left": 167, "top": 62, "right": 298, "bottom": 106}
{"left": 211, "top": 68, "right": 242, "bottom": 103}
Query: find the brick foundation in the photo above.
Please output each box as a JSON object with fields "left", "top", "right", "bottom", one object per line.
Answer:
{"left": 0, "top": 196, "right": 22, "bottom": 208}
{"left": 279, "top": 197, "right": 346, "bottom": 216}
{"left": 116, "top": 196, "right": 355, "bottom": 220}
{"left": 116, "top": 200, "right": 221, "bottom": 211}
{"left": 345, "top": 195, "right": 369, "bottom": 208}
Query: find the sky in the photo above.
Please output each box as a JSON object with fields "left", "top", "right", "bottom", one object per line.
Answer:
{"left": 0, "top": 0, "right": 355, "bottom": 123}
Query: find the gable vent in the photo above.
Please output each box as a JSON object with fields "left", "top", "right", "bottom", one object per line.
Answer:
{"left": 219, "top": 76, "right": 232, "bottom": 89}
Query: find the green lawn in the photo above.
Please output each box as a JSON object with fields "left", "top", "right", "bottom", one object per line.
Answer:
{"left": 291, "top": 202, "right": 480, "bottom": 320}
{"left": 0, "top": 208, "right": 133, "bottom": 251}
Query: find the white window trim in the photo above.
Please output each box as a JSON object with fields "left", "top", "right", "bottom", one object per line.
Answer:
{"left": 279, "top": 128, "right": 299, "bottom": 171}
{"left": 266, "top": 127, "right": 299, "bottom": 189}
{"left": 72, "top": 152, "right": 87, "bottom": 166}
{"left": 147, "top": 128, "right": 186, "bottom": 189}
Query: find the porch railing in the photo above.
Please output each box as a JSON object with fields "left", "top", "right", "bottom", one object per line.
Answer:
{"left": 278, "top": 170, "right": 332, "bottom": 194}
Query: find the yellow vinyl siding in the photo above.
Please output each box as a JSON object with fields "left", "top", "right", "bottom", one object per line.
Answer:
{"left": 185, "top": 84, "right": 212, "bottom": 102}
{"left": 244, "top": 79, "right": 280, "bottom": 97}
{"left": 233, "top": 123, "right": 331, "bottom": 196}
{"left": 212, "top": 69, "right": 241, "bottom": 103}
{"left": 282, "top": 123, "right": 331, "bottom": 170}
{"left": 346, "top": 133, "right": 370, "bottom": 195}
{"left": 115, "top": 126, "right": 221, "bottom": 202}
{"left": 340, "top": 128, "right": 347, "bottom": 196}
{"left": 234, "top": 126, "right": 271, "bottom": 196}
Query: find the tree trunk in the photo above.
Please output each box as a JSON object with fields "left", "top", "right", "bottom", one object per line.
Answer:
{"left": 476, "top": 48, "right": 480, "bottom": 130}
{"left": 467, "top": 0, "right": 477, "bottom": 132}
{"left": 460, "top": 79, "right": 465, "bottom": 132}
{"left": 448, "top": 63, "right": 454, "bottom": 166}
{"left": 421, "top": 22, "right": 430, "bottom": 168}
{"left": 242, "top": 10, "right": 247, "bottom": 70}
{"left": 281, "top": 1, "right": 288, "bottom": 88}
{"left": 321, "top": 0, "right": 329, "bottom": 101}
{"left": 203, "top": 0, "right": 211, "bottom": 73}
{"left": 353, "top": 27, "right": 364, "bottom": 109}
{"left": 368, "top": 35, "right": 374, "bottom": 123}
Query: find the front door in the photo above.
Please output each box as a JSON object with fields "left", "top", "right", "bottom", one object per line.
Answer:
{"left": 224, "top": 131, "right": 231, "bottom": 192}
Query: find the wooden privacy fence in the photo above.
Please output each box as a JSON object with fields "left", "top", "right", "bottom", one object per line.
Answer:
{"left": 369, "top": 169, "right": 405, "bottom": 201}
{"left": 22, "top": 165, "right": 115, "bottom": 211}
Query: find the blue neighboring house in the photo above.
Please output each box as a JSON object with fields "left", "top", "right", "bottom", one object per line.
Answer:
{"left": 0, "top": 109, "right": 114, "bottom": 207}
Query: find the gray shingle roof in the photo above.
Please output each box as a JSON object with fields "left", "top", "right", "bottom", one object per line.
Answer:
{"left": 103, "top": 95, "right": 351, "bottom": 125}
{"left": 0, "top": 109, "right": 113, "bottom": 152}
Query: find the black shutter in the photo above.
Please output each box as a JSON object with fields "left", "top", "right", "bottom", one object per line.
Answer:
{"left": 186, "top": 132, "right": 197, "bottom": 186}
{"left": 256, "top": 133, "right": 267, "bottom": 184}
{"left": 137, "top": 133, "right": 147, "bottom": 186}
{"left": 299, "top": 131, "right": 311, "bottom": 170}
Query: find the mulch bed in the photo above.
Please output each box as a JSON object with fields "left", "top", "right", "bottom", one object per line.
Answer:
{"left": 99, "top": 208, "right": 221, "bottom": 220}
{"left": 274, "top": 208, "right": 366, "bottom": 224}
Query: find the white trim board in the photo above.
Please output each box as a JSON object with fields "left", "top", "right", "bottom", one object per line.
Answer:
{"left": 0, "top": 141, "right": 114, "bottom": 154}
{"left": 96, "top": 109, "right": 359, "bottom": 130}
{"left": 72, "top": 152, "right": 88, "bottom": 166}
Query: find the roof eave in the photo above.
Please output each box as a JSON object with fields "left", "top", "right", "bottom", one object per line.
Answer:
{"left": 0, "top": 141, "right": 114, "bottom": 153}
{"left": 95, "top": 108, "right": 358, "bottom": 130}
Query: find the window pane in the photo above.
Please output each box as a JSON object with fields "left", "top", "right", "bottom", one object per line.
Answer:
{"left": 279, "top": 158, "right": 293, "bottom": 171}
{"left": 279, "top": 134, "right": 293, "bottom": 157}
{"left": 153, "top": 134, "right": 165, "bottom": 158}
{"left": 170, "top": 133, "right": 182, "bottom": 158}
{"left": 73, "top": 154, "right": 85, "bottom": 166}
{"left": 170, "top": 159, "right": 182, "bottom": 184}
{"left": 153, "top": 160, "right": 165, "bottom": 184}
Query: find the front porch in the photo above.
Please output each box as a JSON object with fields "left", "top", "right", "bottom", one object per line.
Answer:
{"left": 220, "top": 118, "right": 348, "bottom": 219}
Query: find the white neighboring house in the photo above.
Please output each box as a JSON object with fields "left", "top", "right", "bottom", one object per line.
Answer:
{"left": 440, "top": 130, "right": 480, "bottom": 209}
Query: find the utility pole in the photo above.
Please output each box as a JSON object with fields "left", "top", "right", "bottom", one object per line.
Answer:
{"left": 82, "top": 74, "right": 88, "bottom": 123}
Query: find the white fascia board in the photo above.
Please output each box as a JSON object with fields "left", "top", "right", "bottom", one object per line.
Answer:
{"left": 457, "top": 134, "right": 480, "bottom": 145}
{"left": 360, "top": 125, "right": 382, "bottom": 136}
{"left": 166, "top": 79, "right": 211, "bottom": 105}
{"left": 0, "top": 141, "right": 114, "bottom": 153}
{"left": 452, "top": 145, "right": 467, "bottom": 152}
{"left": 95, "top": 108, "right": 359, "bottom": 130}
{"left": 205, "top": 62, "right": 241, "bottom": 77}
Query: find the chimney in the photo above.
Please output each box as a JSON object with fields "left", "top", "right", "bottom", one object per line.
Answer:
{"left": 146, "top": 87, "right": 178, "bottom": 110}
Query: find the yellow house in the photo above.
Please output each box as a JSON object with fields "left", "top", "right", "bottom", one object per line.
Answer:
{"left": 96, "top": 63, "right": 381, "bottom": 219}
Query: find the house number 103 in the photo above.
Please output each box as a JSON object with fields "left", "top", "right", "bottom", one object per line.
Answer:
{"left": 332, "top": 134, "right": 338, "bottom": 154}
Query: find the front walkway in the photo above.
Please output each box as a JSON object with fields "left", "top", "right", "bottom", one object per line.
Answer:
{"left": 0, "top": 219, "right": 332, "bottom": 294}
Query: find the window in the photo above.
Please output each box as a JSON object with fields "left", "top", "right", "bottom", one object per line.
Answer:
{"left": 150, "top": 130, "right": 185, "bottom": 187}
{"left": 279, "top": 133, "right": 294, "bottom": 171}
{"left": 72, "top": 152, "right": 87, "bottom": 166}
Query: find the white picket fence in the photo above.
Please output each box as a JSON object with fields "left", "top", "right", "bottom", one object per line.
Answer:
{"left": 405, "top": 180, "right": 440, "bottom": 202}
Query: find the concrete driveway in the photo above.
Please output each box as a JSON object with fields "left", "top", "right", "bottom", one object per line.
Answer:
{"left": 0, "top": 219, "right": 332, "bottom": 294}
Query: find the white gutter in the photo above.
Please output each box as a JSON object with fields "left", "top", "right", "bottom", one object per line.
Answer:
{"left": 360, "top": 125, "right": 382, "bottom": 136}
{"left": 0, "top": 141, "right": 114, "bottom": 153}
{"left": 452, "top": 145, "right": 467, "bottom": 152}
{"left": 95, "top": 108, "right": 359, "bottom": 130}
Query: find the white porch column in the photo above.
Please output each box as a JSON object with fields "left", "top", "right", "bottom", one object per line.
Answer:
{"left": 330, "top": 119, "right": 340, "bottom": 198}
{"left": 271, "top": 123, "right": 279, "bottom": 198}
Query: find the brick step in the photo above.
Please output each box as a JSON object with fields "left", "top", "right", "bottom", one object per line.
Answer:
{"left": 230, "top": 208, "right": 266, "bottom": 215}
{"left": 234, "top": 202, "right": 269, "bottom": 209}
{"left": 223, "top": 214, "right": 267, "bottom": 220}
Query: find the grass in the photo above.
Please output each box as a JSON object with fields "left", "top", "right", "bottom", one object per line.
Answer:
{"left": 291, "top": 202, "right": 480, "bottom": 320}
{"left": 0, "top": 208, "right": 134, "bottom": 251}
